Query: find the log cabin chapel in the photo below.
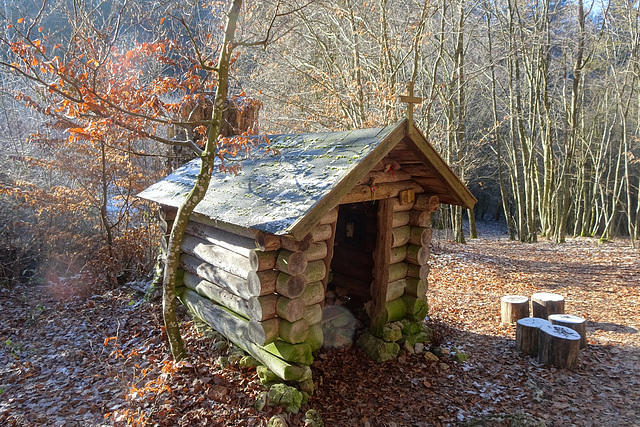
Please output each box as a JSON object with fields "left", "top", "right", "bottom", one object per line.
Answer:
{"left": 139, "top": 117, "right": 476, "bottom": 389}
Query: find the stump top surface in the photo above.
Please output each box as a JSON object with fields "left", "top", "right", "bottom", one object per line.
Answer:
{"left": 548, "top": 314, "right": 585, "bottom": 324}
{"left": 540, "top": 324, "right": 581, "bottom": 340}
{"left": 517, "top": 317, "right": 551, "bottom": 328}
{"left": 502, "top": 295, "right": 529, "bottom": 303}
{"left": 532, "top": 292, "right": 564, "bottom": 301}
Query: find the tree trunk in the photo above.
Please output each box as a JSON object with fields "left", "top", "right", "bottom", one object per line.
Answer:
{"left": 468, "top": 207, "right": 477, "bottom": 239}
{"left": 485, "top": 12, "right": 516, "bottom": 240}
{"left": 548, "top": 314, "right": 587, "bottom": 349}
{"left": 163, "top": 0, "right": 242, "bottom": 361}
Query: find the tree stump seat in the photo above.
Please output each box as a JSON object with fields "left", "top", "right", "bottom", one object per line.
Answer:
{"left": 548, "top": 314, "right": 587, "bottom": 349}
{"left": 531, "top": 292, "right": 565, "bottom": 319}
{"left": 515, "top": 317, "right": 551, "bottom": 356}
{"left": 501, "top": 295, "right": 530, "bottom": 325}
{"left": 537, "top": 324, "right": 581, "bottom": 370}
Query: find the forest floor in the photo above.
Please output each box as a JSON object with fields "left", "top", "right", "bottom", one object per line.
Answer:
{"left": 1, "top": 221, "right": 639, "bottom": 426}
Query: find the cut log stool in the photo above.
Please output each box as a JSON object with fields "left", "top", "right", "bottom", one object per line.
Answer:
{"left": 501, "top": 295, "right": 530, "bottom": 325}
{"left": 531, "top": 292, "right": 565, "bottom": 319}
{"left": 537, "top": 324, "right": 581, "bottom": 370}
{"left": 548, "top": 314, "right": 587, "bottom": 349}
{"left": 516, "top": 317, "right": 551, "bottom": 356}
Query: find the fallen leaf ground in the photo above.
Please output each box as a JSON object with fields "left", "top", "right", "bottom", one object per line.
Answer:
{"left": 1, "top": 223, "right": 638, "bottom": 426}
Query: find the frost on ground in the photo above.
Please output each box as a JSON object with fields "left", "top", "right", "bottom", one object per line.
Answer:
{"left": 1, "top": 222, "right": 639, "bottom": 426}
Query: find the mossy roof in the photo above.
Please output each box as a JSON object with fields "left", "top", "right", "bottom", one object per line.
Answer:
{"left": 138, "top": 120, "right": 475, "bottom": 239}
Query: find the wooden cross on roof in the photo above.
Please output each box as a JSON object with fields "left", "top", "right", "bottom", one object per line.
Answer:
{"left": 398, "top": 81, "right": 425, "bottom": 134}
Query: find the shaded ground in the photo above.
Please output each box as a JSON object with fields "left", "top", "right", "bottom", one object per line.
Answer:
{"left": 1, "top": 223, "right": 639, "bottom": 426}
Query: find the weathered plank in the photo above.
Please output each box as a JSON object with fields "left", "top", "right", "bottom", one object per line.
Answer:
{"left": 357, "top": 169, "right": 413, "bottom": 185}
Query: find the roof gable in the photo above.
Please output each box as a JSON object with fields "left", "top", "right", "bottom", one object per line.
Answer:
{"left": 138, "top": 120, "right": 476, "bottom": 239}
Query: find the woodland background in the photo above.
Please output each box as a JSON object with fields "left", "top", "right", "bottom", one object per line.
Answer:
{"left": 0, "top": 0, "right": 639, "bottom": 290}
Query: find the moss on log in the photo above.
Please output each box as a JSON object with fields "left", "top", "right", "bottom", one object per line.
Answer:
{"left": 180, "top": 289, "right": 310, "bottom": 381}
{"left": 276, "top": 296, "right": 306, "bottom": 323}
{"left": 306, "top": 323, "right": 324, "bottom": 352}
{"left": 405, "top": 278, "right": 427, "bottom": 297}
{"left": 264, "top": 340, "right": 313, "bottom": 365}
{"left": 279, "top": 319, "right": 309, "bottom": 344}
{"left": 301, "top": 281, "right": 325, "bottom": 306}
{"left": 303, "top": 304, "right": 323, "bottom": 325}
{"left": 403, "top": 295, "right": 428, "bottom": 321}
{"left": 357, "top": 331, "right": 400, "bottom": 363}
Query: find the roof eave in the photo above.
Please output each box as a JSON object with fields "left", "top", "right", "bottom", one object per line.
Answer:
{"left": 406, "top": 122, "right": 477, "bottom": 209}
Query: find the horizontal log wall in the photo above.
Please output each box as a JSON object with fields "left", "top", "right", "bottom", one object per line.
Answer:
{"left": 180, "top": 289, "right": 310, "bottom": 380}
{"left": 164, "top": 205, "right": 336, "bottom": 379}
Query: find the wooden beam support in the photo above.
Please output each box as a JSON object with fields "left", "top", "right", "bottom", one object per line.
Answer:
{"left": 369, "top": 198, "right": 395, "bottom": 337}
{"left": 339, "top": 181, "right": 424, "bottom": 205}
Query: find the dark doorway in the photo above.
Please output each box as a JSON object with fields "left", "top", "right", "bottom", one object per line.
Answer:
{"left": 329, "top": 202, "right": 377, "bottom": 305}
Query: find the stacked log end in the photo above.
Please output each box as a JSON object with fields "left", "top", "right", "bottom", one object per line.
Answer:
{"left": 170, "top": 189, "right": 438, "bottom": 370}
{"left": 367, "top": 195, "right": 434, "bottom": 350}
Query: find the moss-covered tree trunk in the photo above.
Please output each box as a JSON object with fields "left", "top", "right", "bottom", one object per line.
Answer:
{"left": 162, "top": 0, "right": 242, "bottom": 361}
